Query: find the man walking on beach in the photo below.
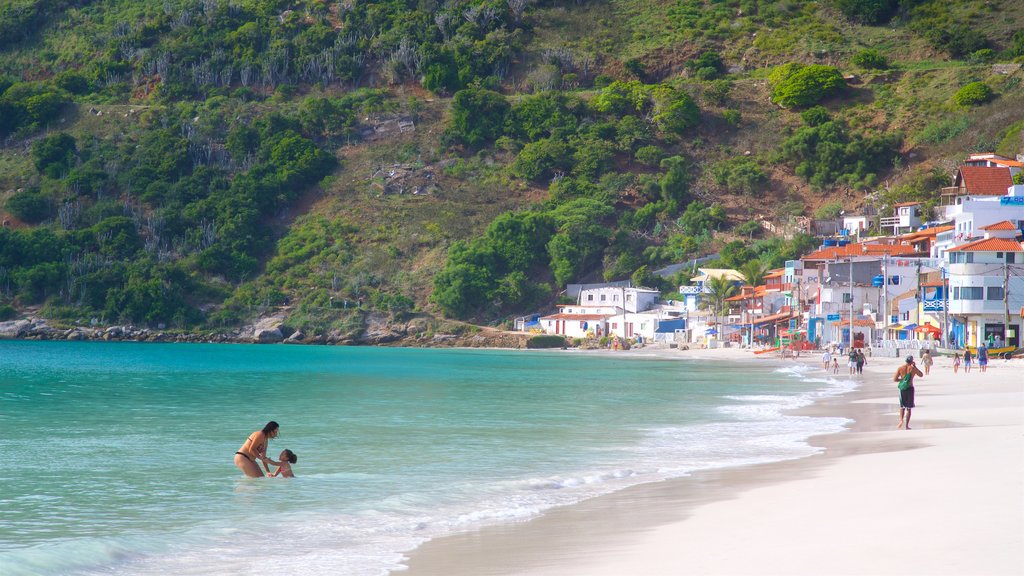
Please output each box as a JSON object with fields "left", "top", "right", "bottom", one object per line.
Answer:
{"left": 894, "top": 356, "right": 924, "bottom": 430}
{"left": 822, "top": 349, "right": 832, "bottom": 370}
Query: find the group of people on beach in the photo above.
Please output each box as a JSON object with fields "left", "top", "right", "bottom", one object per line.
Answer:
{"left": 820, "top": 348, "right": 868, "bottom": 375}
{"left": 233, "top": 420, "right": 298, "bottom": 478}
{"left": 951, "top": 344, "right": 990, "bottom": 374}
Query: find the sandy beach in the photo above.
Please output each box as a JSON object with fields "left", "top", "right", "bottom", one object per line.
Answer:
{"left": 399, "top": 347, "right": 1024, "bottom": 575}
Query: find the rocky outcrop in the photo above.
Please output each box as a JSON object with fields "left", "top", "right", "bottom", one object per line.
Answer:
{"left": 253, "top": 327, "right": 284, "bottom": 343}
{"left": 0, "top": 313, "right": 531, "bottom": 349}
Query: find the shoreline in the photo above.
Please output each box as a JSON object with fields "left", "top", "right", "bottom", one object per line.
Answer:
{"left": 398, "top": 349, "right": 1024, "bottom": 575}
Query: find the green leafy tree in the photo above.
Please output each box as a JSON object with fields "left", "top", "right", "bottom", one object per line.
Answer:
{"left": 444, "top": 86, "right": 510, "bottom": 149}
{"left": 511, "top": 138, "right": 574, "bottom": 181}
{"left": 31, "top": 132, "right": 77, "bottom": 179}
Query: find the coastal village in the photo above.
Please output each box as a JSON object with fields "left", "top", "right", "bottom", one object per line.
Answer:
{"left": 523, "top": 152, "right": 1024, "bottom": 357}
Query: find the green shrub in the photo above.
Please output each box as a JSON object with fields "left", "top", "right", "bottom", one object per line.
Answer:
{"left": 527, "top": 334, "right": 567, "bottom": 349}
{"left": 711, "top": 157, "right": 768, "bottom": 195}
{"left": 6, "top": 190, "right": 52, "bottom": 223}
{"left": 635, "top": 145, "right": 664, "bottom": 166}
{"left": 0, "top": 304, "right": 16, "bottom": 321}
{"left": 769, "top": 64, "right": 845, "bottom": 108}
{"left": 834, "top": 0, "right": 898, "bottom": 24}
{"left": 722, "top": 109, "right": 741, "bottom": 126}
{"left": 953, "top": 82, "right": 993, "bottom": 107}
{"left": 851, "top": 49, "right": 888, "bottom": 70}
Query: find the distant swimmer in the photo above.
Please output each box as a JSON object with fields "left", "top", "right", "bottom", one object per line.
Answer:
{"left": 268, "top": 449, "right": 297, "bottom": 478}
{"left": 234, "top": 421, "right": 279, "bottom": 477}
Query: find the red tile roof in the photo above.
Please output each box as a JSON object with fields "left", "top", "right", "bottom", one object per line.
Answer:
{"left": 801, "top": 242, "right": 919, "bottom": 261}
{"left": 980, "top": 220, "right": 1017, "bottom": 231}
{"left": 956, "top": 166, "right": 1014, "bottom": 196}
{"left": 946, "top": 238, "right": 1024, "bottom": 253}
{"left": 901, "top": 225, "right": 954, "bottom": 241}
{"left": 893, "top": 201, "right": 921, "bottom": 208}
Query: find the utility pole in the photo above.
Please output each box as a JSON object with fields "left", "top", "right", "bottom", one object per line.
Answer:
{"left": 1004, "top": 261, "right": 1010, "bottom": 346}
{"left": 881, "top": 253, "right": 888, "bottom": 346}
{"left": 849, "top": 258, "right": 855, "bottom": 348}
{"left": 942, "top": 267, "right": 950, "bottom": 349}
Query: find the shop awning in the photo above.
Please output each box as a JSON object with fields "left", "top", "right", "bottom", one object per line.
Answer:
{"left": 901, "top": 323, "right": 918, "bottom": 331}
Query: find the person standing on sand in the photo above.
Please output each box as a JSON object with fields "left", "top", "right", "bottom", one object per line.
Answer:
{"left": 855, "top": 349, "right": 866, "bottom": 374}
{"left": 832, "top": 358, "right": 839, "bottom": 374}
{"left": 234, "top": 421, "right": 280, "bottom": 478}
{"left": 894, "top": 356, "right": 924, "bottom": 430}
{"left": 822, "top": 349, "right": 832, "bottom": 370}
{"left": 848, "top": 349, "right": 857, "bottom": 375}
{"left": 952, "top": 352, "right": 962, "bottom": 373}
{"left": 963, "top": 348, "right": 973, "bottom": 373}
{"left": 921, "top": 350, "right": 933, "bottom": 375}
{"left": 977, "top": 343, "right": 988, "bottom": 373}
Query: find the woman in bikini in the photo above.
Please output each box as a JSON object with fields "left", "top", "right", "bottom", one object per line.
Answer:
{"left": 234, "top": 421, "right": 280, "bottom": 477}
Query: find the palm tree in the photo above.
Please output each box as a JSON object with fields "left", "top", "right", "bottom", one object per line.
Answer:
{"left": 739, "top": 259, "right": 769, "bottom": 288}
{"left": 738, "top": 259, "right": 769, "bottom": 346}
{"left": 704, "top": 275, "right": 738, "bottom": 340}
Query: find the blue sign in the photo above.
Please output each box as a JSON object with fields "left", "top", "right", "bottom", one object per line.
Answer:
{"left": 827, "top": 313, "right": 841, "bottom": 321}
{"left": 891, "top": 315, "right": 898, "bottom": 324}
{"left": 1000, "top": 196, "right": 1024, "bottom": 205}
{"left": 789, "top": 319, "right": 797, "bottom": 329}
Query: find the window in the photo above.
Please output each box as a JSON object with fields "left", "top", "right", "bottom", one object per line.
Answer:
{"left": 953, "top": 287, "right": 959, "bottom": 299}
{"left": 961, "top": 287, "right": 983, "bottom": 300}
{"left": 1008, "top": 253, "right": 1017, "bottom": 264}
{"left": 614, "top": 294, "right": 620, "bottom": 301}
{"left": 987, "top": 287, "right": 1005, "bottom": 301}
{"left": 611, "top": 323, "right": 618, "bottom": 329}
{"left": 626, "top": 294, "right": 633, "bottom": 302}
{"left": 600, "top": 294, "right": 606, "bottom": 302}
{"left": 842, "top": 293, "right": 853, "bottom": 303}
{"left": 587, "top": 294, "right": 594, "bottom": 301}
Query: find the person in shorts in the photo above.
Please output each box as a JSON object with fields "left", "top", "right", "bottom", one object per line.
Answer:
{"left": 894, "top": 356, "right": 924, "bottom": 430}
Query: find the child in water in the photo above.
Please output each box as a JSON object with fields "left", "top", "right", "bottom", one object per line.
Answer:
{"left": 268, "top": 449, "right": 297, "bottom": 478}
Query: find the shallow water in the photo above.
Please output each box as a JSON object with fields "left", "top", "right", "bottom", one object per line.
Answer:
{"left": 0, "top": 342, "right": 852, "bottom": 575}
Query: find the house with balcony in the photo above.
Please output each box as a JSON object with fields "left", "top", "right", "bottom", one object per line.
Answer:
{"left": 940, "top": 165, "right": 1015, "bottom": 215}
{"left": 944, "top": 229, "right": 1024, "bottom": 348}
{"left": 678, "top": 268, "right": 744, "bottom": 312}
{"left": 880, "top": 202, "right": 923, "bottom": 236}
{"left": 578, "top": 285, "right": 660, "bottom": 313}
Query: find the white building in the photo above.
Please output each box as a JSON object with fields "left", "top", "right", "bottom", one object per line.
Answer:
{"left": 934, "top": 186, "right": 1024, "bottom": 258}
{"left": 578, "top": 286, "right": 660, "bottom": 313}
{"left": 945, "top": 228, "right": 1024, "bottom": 348}
{"left": 539, "top": 304, "right": 618, "bottom": 339}
{"left": 880, "top": 201, "right": 923, "bottom": 236}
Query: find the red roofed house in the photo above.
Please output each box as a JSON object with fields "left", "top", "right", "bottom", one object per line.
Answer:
{"left": 944, "top": 221, "right": 1024, "bottom": 349}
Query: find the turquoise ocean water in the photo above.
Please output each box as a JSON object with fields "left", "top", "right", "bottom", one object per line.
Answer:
{"left": 0, "top": 341, "right": 852, "bottom": 575}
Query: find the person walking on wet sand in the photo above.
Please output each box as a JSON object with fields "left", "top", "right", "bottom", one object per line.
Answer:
{"left": 894, "top": 356, "right": 924, "bottom": 430}
{"left": 952, "top": 352, "right": 962, "bottom": 374}
{"left": 921, "top": 350, "right": 933, "bottom": 375}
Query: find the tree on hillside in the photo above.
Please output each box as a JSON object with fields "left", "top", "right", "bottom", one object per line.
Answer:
{"left": 444, "top": 86, "right": 510, "bottom": 149}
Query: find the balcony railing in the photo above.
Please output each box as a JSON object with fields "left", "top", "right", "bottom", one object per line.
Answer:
{"left": 922, "top": 300, "right": 947, "bottom": 312}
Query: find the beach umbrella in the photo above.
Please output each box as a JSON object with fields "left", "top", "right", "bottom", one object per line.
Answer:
{"left": 915, "top": 324, "right": 940, "bottom": 335}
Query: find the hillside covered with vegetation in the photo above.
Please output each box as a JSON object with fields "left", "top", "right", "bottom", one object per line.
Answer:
{"left": 1, "top": 0, "right": 1023, "bottom": 337}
